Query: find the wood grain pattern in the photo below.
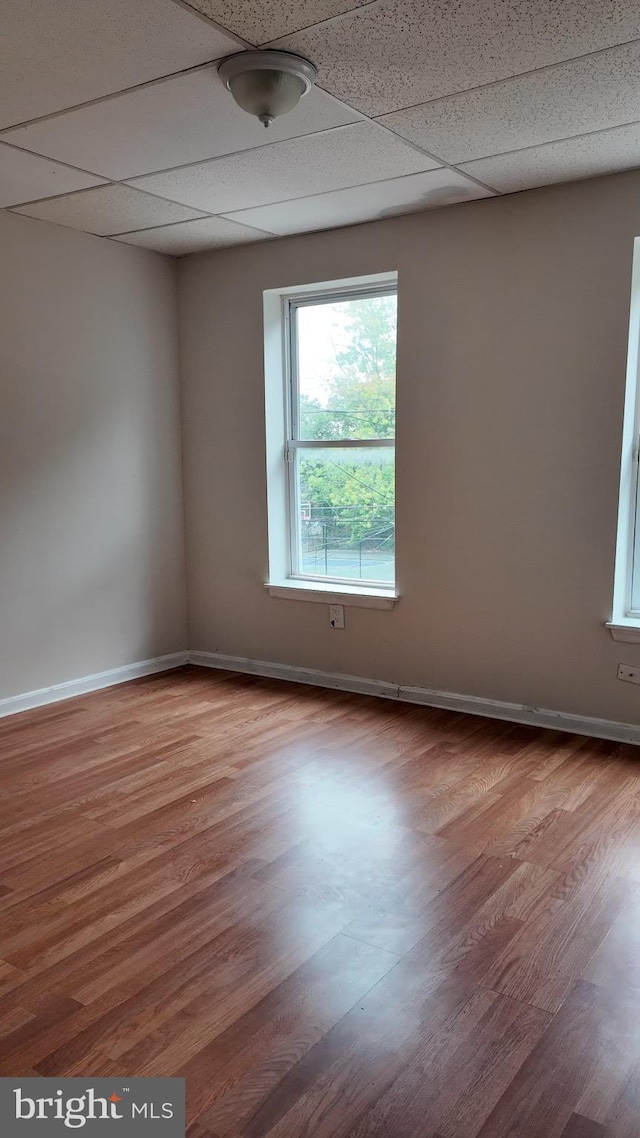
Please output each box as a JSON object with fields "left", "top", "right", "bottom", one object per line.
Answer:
{"left": 560, "top": 1117, "right": 607, "bottom": 1138}
{"left": 1, "top": 665, "right": 640, "bottom": 1136}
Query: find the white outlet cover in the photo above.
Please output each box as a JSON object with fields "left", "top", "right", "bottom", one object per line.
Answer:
{"left": 329, "top": 604, "right": 345, "bottom": 628}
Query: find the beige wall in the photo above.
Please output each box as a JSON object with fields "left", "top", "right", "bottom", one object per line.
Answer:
{"left": 178, "top": 169, "right": 640, "bottom": 725}
{"left": 0, "top": 211, "right": 187, "bottom": 700}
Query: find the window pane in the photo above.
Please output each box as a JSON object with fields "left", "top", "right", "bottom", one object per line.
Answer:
{"left": 632, "top": 485, "right": 640, "bottom": 611}
{"left": 296, "top": 293, "right": 396, "bottom": 441}
{"left": 297, "top": 447, "right": 395, "bottom": 583}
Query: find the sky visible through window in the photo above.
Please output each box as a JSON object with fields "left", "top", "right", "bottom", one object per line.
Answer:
{"left": 294, "top": 294, "right": 396, "bottom": 584}
{"left": 298, "top": 303, "right": 351, "bottom": 406}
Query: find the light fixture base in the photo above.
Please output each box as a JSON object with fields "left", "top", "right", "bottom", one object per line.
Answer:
{"left": 218, "top": 50, "right": 317, "bottom": 127}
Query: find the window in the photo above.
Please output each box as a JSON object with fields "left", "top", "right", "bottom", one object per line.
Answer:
{"left": 611, "top": 238, "right": 640, "bottom": 640}
{"left": 264, "top": 273, "right": 398, "bottom": 605}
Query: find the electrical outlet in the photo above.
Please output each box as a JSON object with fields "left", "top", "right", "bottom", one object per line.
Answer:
{"left": 329, "top": 604, "right": 345, "bottom": 629}
{"left": 617, "top": 663, "right": 640, "bottom": 685}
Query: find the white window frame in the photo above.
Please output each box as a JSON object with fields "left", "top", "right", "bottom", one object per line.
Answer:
{"left": 609, "top": 237, "right": 640, "bottom": 641}
{"left": 263, "top": 271, "right": 399, "bottom": 609}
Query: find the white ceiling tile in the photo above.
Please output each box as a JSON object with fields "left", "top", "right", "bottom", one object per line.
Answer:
{"left": 113, "top": 215, "right": 274, "bottom": 255}
{"left": 457, "top": 123, "right": 640, "bottom": 193}
{"left": 11, "top": 184, "right": 207, "bottom": 236}
{"left": 182, "top": 0, "right": 372, "bottom": 44}
{"left": 222, "top": 168, "right": 494, "bottom": 235}
{"left": 1, "top": 68, "right": 361, "bottom": 181}
{"left": 0, "top": 0, "right": 240, "bottom": 130}
{"left": 275, "top": 0, "right": 640, "bottom": 117}
{"left": 378, "top": 42, "right": 640, "bottom": 165}
{"left": 0, "top": 143, "right": 105, "bottom": 207}
{"left": 127, "top": 122, "right": 439, "bottom": 213}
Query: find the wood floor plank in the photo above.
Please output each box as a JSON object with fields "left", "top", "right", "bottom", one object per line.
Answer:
{"left": 1, "top": 667, "right": 640, "bottom": 1135}
{"left": 481, "top": 866, "right": 630, "bottom": 1012}
{"left": 604, "top": 1061, "right": 640, "bottom": 1137}
{"left": 237, "top": 916, "right": 523, "bottom": 1138}
{"left": 184, "top": 932, "right": 399, "bottom": 1130}
{"left": 476, "top": 981, "right": 640, "bottom": 1138}
{"left": 560, "top": 1116, "right": 607, "bottom": 1138}
{"left": 115, "top": 900, "right": 354, "bottom": 1079}
{"left": 348, "top": 989, "right": 550, "bottom": 1138}
{"left": 0, "top": 870, "right": 276, "bottom": 1072}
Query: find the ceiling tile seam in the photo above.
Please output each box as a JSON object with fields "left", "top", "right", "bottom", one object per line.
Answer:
{"left": 105, "top": 101, "right": 640, "bottom": 194}
{"left": 108, "top": 103, "right": 500, "bottom": 203}
{"left": 12, "top": 98, "right": 640, "bottom": 199}
{"left": 0, "top": 117, "right": 366, "bottom": 188}
{"left": 266, "top": 5, "right": 640, "bottom": 72}
{"left": 273, "top": 33, "right": 640, "bottom": 120}
{"left": 4, "top": 179, "right": 210, "bottom": 218}
{"left": 0, "top": 102, "right": 495, "bottom": 204}
{"left": 0, "top": 137, "right": 112, "bottom": 185}
{"left": 256, "top": 0, "right": 383, "bottom": 45}
{"left": 4, "top": 188, "right": 118, "bottom": 212}
{"left": 123, "top": 167, "right": 464, "bottom": 217}
{"left": 311, "top": 87, "right": 502, "bottom": 196}
{"left": 370, "top": 36, "right": 640, "bottom": 120}
{"left": 15, "top": 101, "right": 634, "bottom": 222}
{"left": 4, "top": 207, "right": 211, "bottom": 238}
{"left": 165, "top": 0, "right": 253, "bottom": 47}
{"left": 1, "top": 119, "right": 449, "bottom": 214}
{"left": 5, "top": 28, "right": 640, "bottom": 145}
{"left": 1, "top": 212, "right": 112, "bottom": 239}
{"left": 0, "top": 119, "right": 378, "bottom": 193}
{"left": 0, "top": 114, "right": 497, "bottom": 213}
{"left": 215, "top": 166, "right": 494, "bottom": 221}
{"left": 122, "top": 120, "right": 373, "bottom": 184}
{"left": 106, "top": 233, "right": 280, "bottom": 257}
{"left": 4, "top": 159, "right": 499, "bottom": 238}
{"left": 16, "top": 2, "right": 638, "bottom": 214}
{"left": 5, "top": 202, "right": 409, "bottom": 250}
{"left": 108, "top": 215, "right": 277, "bottom": 238}
{"left": 450, "top": 115, "right": 640, "bottom": 167}
{"left": 0, "top": 54, "right": 235, "bottom": 135}
{"left": 174, "top": 199, "right": 484, "bottom": 252}
{"left": 107, "top": 237, "right": 177, "bottom": 255}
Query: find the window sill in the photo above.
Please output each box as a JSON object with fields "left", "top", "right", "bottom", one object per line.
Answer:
{"left": 265, "top": 580, "right": 398, "bottom": 610}
{"left": 606, "top": 620, "right": 640, "bottom": 642}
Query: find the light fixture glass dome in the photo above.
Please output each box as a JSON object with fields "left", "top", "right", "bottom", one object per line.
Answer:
{"left": 218, "top": 50, "right": 317, "bottom": 127}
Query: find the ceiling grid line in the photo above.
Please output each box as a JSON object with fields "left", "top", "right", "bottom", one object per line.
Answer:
{"left": 0, "top": 55, "right": 233, "bottom": 136}
{"left": 3, "top": 0, "right": 640, "bottom": 254}
{"left": 368, "top": 35, "right": 640, "bottom": 120}
{"left": 167, "top": 0, "right": 254, "bottom": 45}
{"left": 255, "top": 0, "right": 384, "bottom": 44}
{"left": 4, "top": 28, "right": 640, "bottom": 138}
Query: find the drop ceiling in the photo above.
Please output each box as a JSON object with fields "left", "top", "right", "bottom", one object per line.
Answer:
{"left": 2, "top": 0, "right": 640, "bottom": 256}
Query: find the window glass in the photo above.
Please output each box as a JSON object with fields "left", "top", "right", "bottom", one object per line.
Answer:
{"left": 289, "top": 289, "right": 397, "bottom": 587}
{"left": 297, "top": 446, "right": 395, "bottom": 583}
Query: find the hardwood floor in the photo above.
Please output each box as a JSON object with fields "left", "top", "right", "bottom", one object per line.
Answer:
{"left": 1, "top": 666, "right": 640, "bottom": 1136}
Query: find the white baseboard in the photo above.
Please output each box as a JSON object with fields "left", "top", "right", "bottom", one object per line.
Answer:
{"left": 189, "top": 650, "right": 640, "bottom": 746}
{"left": 4, "top": 648, "right": 638, "bottom": 746}
{"left": 0, "top": 652, "right": 189, "bottom": 720}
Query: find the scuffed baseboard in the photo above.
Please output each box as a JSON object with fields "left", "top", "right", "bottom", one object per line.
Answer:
{"left": 4, "top": 647, "right": 638, "bottom": 745}
{"left": 189, "top": 650, "right": 640, "bottom": 746}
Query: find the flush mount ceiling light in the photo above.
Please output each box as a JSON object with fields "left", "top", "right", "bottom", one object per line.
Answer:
{"left": 218, "top": 50, "right": 317, "bottom": 128}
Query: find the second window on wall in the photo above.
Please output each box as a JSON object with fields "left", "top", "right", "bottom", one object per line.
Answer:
{"left": 285, "top": 282, "right": 397, "bottom": 588}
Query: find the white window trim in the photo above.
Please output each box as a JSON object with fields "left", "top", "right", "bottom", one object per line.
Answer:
{"left": 264, "top": 580, "right": 396, "bottom": 609}
{"left": 263, "top": 271, "right": 399, "bottom": 608}
{"left": 609, "top": 236, "right": 640, "bottom": 640}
